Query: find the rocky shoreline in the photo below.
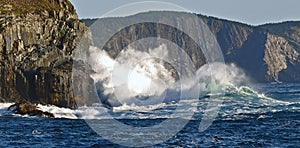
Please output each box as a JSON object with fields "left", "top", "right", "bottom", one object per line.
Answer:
{"left": 8, "top": 101, "right": 54, "bottom": 118}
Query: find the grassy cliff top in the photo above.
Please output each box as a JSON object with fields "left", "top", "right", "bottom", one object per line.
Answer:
{"left": 0, "top": 0, "right": 74, "bottom": 15}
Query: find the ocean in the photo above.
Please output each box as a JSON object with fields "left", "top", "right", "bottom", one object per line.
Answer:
{"left": 0, "top": 83, "right": 299, "bottom": 147}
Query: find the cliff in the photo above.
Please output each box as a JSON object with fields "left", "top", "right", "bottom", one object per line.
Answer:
{"left": 0, "top": 0, "right": 89, "bottom": 108}
{"left": 82, "top": 12, "right": 300, "bottom": 83}
{"left": 1, "top": 4, "right": 300, "bottom": 108}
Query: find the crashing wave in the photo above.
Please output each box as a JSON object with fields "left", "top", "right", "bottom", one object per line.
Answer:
{"left": 1, "top": 43, "right": 295, "bottom": 120}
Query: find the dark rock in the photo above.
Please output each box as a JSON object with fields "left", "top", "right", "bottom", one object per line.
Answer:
{"left": 0, "top": 0, "right": 90, "bottom": 108}
{"left": 8, "top": 101, "right": 54, "bottom": 118}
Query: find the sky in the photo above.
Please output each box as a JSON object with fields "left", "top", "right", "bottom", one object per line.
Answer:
{"left": 69, "top": 0, "right": 300, "bottom": 25}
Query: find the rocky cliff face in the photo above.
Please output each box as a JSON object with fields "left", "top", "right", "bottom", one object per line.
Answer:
{"left": 1, "top": 6, "right": 300, "bottom": 108}
{"left": 264, "top": 34, "right": 299, "bottom": 82}
{"left": 201, "top": 16, "right": 253, "bottom": 55}
{"left": 222, "top": 22, "right": 300, "bottom": 82}
{"left": 0, "top": 0, "right": 88, "bottom": 108}
{"left": 82, "top": 12, "right": 300, "bottom": 83}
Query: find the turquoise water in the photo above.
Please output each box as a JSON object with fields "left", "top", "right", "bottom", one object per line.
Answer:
{"left": 1, "top": 83, "right": 300, "bottom": 147}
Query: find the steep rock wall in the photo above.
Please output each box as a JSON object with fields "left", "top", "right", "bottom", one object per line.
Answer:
{"left": 0, "top": 0, "right": 89, "bottom": 108}
{"left": 264, "top": 34, "right": 299, "bottom": 82}
{"left": 83, "top": 13, "right": 300, "bottom": 83}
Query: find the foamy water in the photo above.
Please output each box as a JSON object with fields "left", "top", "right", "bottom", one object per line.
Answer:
{"left": 1, "top": 45, "right": 297, "bottom": 120}
{"left": 1, "top": 84, "right": 298, "bottom": 121}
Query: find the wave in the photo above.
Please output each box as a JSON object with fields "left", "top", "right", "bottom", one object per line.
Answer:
{"left": 1, "top": 43, "right": 297, "bottom": 120}
{"left": 224, "top": 85, "right": 292, "bottom": 105}
{"left": 0, "top": 83, "right": 296, "bottom": 120}
{"left": 0, "top": 103, "right": 78, "bottom": 119}
{"left": 0, "top": 103, "right": 14, "bottom": 116}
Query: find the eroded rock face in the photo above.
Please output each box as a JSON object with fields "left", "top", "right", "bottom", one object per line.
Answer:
{"left": 0, "top": 0, "right": 89, "bottom": 108}
{"left": 83, "top": 12, "right": 300, "bottom": 82}
{"left": 202, "top": 16, "right": 253, "bottom": 55}
{"left": 264, "top": 34, "right": 299, "bottom": 82}
{"left": 83, "top": 13, "right": 300, "bottom": 83}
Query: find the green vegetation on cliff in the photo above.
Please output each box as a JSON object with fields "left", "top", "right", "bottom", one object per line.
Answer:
{"left": 0, "top": 0, "right": 74, "bottom": 16}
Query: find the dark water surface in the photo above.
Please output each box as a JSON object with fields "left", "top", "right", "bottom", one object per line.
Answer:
{"left": 1, "top": 83, "right": 300, "bottom": 147}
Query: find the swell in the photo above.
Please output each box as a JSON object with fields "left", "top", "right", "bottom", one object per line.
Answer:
{"left": 1, "top": 84, "right": 298, "bottom": 120}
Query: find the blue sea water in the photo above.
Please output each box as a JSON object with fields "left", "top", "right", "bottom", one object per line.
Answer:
{"left": 1, "top": 83, "right": 300, "bottom": 147}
